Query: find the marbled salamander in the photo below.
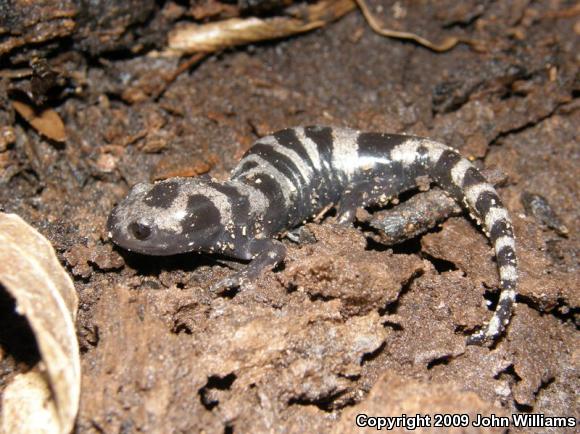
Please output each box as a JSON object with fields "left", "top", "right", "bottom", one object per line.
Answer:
{"left": 108, "top": 126, "right": 517, "bottom": 345}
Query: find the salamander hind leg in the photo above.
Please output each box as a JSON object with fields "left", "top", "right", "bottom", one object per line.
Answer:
{"left": 211, "top": 238, "right": 286, "bottom": 292}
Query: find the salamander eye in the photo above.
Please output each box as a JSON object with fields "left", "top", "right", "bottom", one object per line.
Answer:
{"left": 129, "top": 221, "right": 152, "bottom": 240}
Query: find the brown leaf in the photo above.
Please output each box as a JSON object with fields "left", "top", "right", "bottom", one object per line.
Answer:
{"left": 11, "top": 99, "right": 67, "bottom": 142}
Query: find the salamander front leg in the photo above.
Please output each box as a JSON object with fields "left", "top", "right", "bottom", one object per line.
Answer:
{"left": 336, "top": 181, "right": 396, "bottom": 225}
{"left": 211, "top": 238, "right": 286, "bottom": 292}
{"left": 336, "top": 182, "right": 374, "bottom": 225}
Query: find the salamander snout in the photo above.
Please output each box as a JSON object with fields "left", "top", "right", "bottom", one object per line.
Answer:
{"left": 107, "top": 210, "right": 176, "bottom": 255}
{"left": 106, "top": 179, "right": 219, "bottom": 256}
{"left": 106, "top": 186, "right": 171, "bottom": 255}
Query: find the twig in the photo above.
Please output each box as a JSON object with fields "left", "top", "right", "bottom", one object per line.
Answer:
{"left": 355, "top": 0, "right": 484, "bottom": 52}
{"left": 152, "top": 52, "right": 208, "bottom": 101}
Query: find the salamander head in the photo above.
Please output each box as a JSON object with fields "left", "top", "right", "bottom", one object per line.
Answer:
{"left": 107, "top": 177, "right": 224, "bottom": 256}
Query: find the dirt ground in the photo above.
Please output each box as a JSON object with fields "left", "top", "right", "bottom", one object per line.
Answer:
{"left": 0, "top": 1, "right": 578, "bottom": 433}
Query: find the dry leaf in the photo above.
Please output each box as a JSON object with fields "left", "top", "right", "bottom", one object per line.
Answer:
{"left": 0, "top": 213, "right": 80, "bottom": 434}
{"left": 11, "top": 99, "right": 67, "bottom": 142}
{"left": 167, "top": 0, "right": 356, "bottom": 54}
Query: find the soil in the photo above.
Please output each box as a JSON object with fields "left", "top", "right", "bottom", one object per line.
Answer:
{"left": 0, "top": 1, "right": 578, "bottom": 433}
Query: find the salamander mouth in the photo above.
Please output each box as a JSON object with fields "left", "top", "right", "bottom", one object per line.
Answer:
{"left": 108, "top": 227, "right": 179, "bottom": 256}
{"left": 113, "top": 239, "right": 177, "bottom": 256}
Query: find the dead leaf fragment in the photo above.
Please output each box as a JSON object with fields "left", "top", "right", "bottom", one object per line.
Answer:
{"left": 0, "top": 213, "right": 80, "bottom": 434}
{"left": 11, "top": 99, "right": 67, "bottom": 142}
{"left": 166, "top": 0, "right": 356, "bottom": 54}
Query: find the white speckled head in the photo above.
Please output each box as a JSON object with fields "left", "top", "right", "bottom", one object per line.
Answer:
{"left": 107, "top": 177, "right": 225, "bottom": 255}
